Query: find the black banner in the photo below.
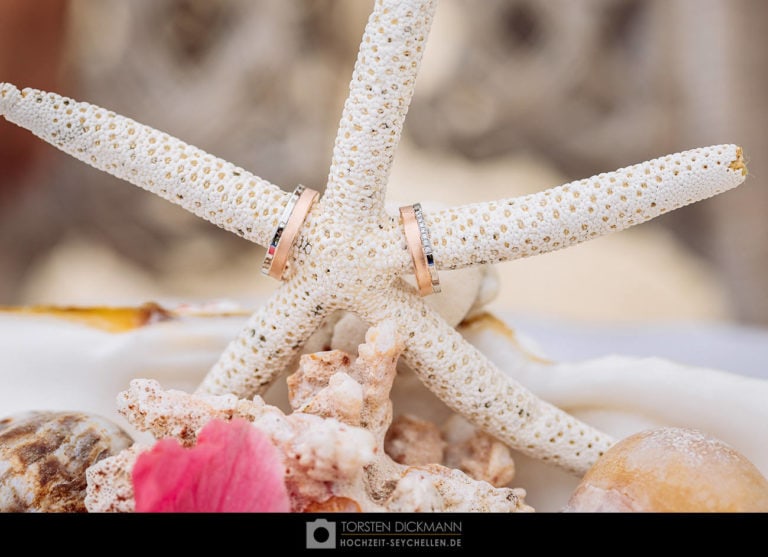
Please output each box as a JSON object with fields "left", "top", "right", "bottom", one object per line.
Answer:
{"left": 1, "top": 512, "right": 760, "bottom": 553}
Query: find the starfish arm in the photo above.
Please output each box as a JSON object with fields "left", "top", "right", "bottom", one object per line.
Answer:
{"left": 0, "top": 83, "right": 288, "bottom": 247}
{"left": 321, "top": 0, "right": 437, "bottom": 222}
{"left": 358, "top": 283, "right": 615, "bottom": 475}
{"left": 423, "top": 145, "right": 747, "bottom": 271}
{"left": 196, "top": 277, "right": 329, "bottom": 398}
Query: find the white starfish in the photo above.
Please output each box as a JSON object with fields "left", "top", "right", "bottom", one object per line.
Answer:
{"left": 0, "top": 0, "right": 746, "bottom": 474}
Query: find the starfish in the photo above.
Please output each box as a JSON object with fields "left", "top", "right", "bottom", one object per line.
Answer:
{"left": 0, "top": 0, "right": 747, "bottom": 475}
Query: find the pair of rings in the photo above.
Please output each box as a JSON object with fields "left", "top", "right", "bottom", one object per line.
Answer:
{"left": 261, "top": 186, "right": 441, "bottom": 297}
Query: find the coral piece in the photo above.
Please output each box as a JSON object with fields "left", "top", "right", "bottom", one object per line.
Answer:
{"left": 0, "top": 411, "right": 132, "bottom": 512}
{"left": 117, "top": 378, "right": 247, "bottom": 447}
{"left": 564, "top": 428, "right": 768, "bottom": 512}
{"left": 0, "top": 0, "right": 748, "bottom": 475}
{"left": 85, "top": 444, "right": 143, "bottom": 513}
{"left": 132, "top": 419, "right": 289, "bottom": 512}
{"left": 5, "top": 299, "right": 768, "bottom": 510}
{"left": 443, "top": 416, "right": 516, "bottom": 488}
{"left": 113, "top": 376, "right": 376, "bottom": 509}
{"left": 385, "top": 414, "right": 446, "bottom": 466}
{"left": 387, "top": 466, "right": 523, "bottom": 512}
{"left": 87, "top": 321, "right": 531, "bottom": 512}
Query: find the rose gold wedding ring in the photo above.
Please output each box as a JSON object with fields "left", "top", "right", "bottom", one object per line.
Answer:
{"left": 400, "top": 203, "right": 441, "bottom": 296}
{"left": 261, "top": 185, "right": 319, "bottom": 280}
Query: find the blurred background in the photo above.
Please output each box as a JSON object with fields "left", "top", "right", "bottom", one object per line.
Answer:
{"left": 0, "top": 0, "right": 766, "bottom": 326}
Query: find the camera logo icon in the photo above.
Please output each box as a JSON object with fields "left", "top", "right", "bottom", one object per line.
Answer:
{"left": 306, "top": 519, "right": 336, "bottom": 549}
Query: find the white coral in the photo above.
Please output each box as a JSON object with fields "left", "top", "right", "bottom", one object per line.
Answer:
{"left": 86, "top": 321, "right": 530, "bottom": 512}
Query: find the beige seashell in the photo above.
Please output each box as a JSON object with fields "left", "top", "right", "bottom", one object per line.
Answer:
{"left": 458, "top": 312, "right": 768, "bottom": 510}
{"left": 564, "top": 428, "right": 768, "bottom": 512}
{"left": 0, "top": 411, "right": 132, "bottom": 512}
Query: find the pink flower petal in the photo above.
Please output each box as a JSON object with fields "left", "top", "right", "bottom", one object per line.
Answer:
{"left": 133, "top": 419, "right": 290, "bottom": 512}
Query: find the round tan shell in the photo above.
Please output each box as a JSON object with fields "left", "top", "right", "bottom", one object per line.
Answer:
{"left": 565, "top": 427, "right": 768, "bottom": 512}
{"left": 0, "top": 411, "right": 132, "bottom": 512}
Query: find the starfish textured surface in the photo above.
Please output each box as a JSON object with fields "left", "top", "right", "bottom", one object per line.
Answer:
{"left": 424, "top": 146, "right": 746, "bottom": 270}
{"left": 0, "top": 83, "right": 290, "bottom": 246}
{"left": 0, "top": 0, "right": 748, "bottom": 474}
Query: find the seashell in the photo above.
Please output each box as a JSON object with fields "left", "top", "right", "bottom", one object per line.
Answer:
{"left": 458, "top": 312, "right": 768, "bottom": 510}
{"left": 0, "top": 411, "right": 132, "bottom": 512}
{"left": 0, "top": 304, "right": 248, "bottom": 437}
{"left": 564, "top": 428, "right": 768, "bottom": 512}
{"left": 2, "top": 302, "right": 768, "bottom": 511}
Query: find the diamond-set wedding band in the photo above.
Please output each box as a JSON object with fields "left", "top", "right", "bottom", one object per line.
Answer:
{"left": 400, "top": 202, "right": 441, "bottom": 296}
{"left": 261, "top": 185, "right": 319, "bottom": 280}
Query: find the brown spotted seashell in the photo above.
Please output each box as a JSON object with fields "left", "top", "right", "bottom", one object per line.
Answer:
{"left": 0, "top": 411, "right": 132, "bottom": 512}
